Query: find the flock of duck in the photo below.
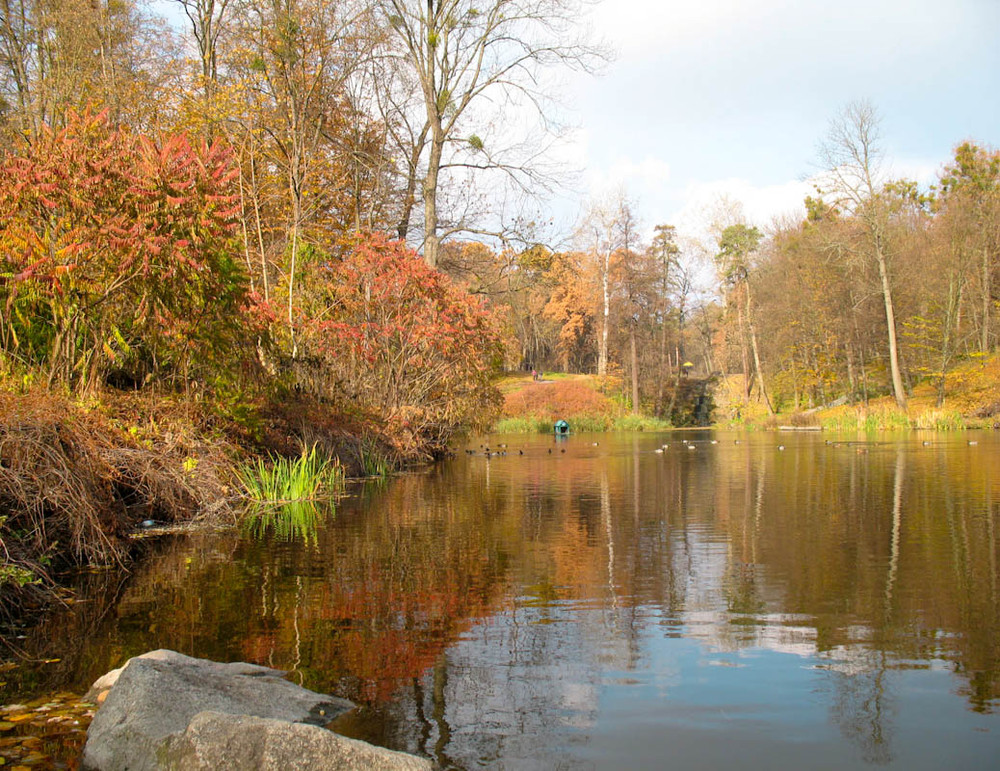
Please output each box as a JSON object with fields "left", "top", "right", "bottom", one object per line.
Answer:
{"left": 465, "top": 435, "right": 982, "bottom": 458}
{"left": 465, "top": 441, "right": 601, "bottom": 458}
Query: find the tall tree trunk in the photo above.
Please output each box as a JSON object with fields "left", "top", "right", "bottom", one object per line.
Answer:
{"left": 736, "top": 299, "right": 751, "bottom": 398}
{"left": 982, "top": 246, "right": 991, "bottom": 353}
{"left": 875, "top": 241, "right": 907, "bottom": 410}
{"left": 745, "top": 280, "right": 773, "bottom": 414}
{"left": 666, "top": 296, "right": 686, "bottom": 422}
{"left": 937, "top": 272, "right": 963, "bottom": 407}
{"left": 396, "top": 122, "right": 429, "bottom": 241}
{"left": 598, "top": 248, "right": 609, "bottom": 375}
{"left": 656, "top": 314, "right": 668, "bottom": 415}
{"left": 422, "top": 129, "right": 443, "bottom": 268}
{"left": 237, "top": 164, "right": 256, "bottom": 295}
{"left": 845, "top": 342, "right": 856, "bottom": 400}
{"left": 248, "top": 149, "right": 269, "bottom": 301}
{"left": 630, "top": 324, "right": 639, "bottom": 414}
{"left": 287, "top": 153, "right": 302, "bottom": 359}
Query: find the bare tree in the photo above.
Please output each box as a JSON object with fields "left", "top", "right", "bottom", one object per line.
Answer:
{"left": 819, "top": 100, "right": 907, "bottom": 410}
{"left": 170, "top": 0, "right": 232, "bottom": 100}
{"left": 0, "top": 0, "right": 179, "bottom": 139}
{"left": 613, "top": 194, "right": 649, "bottom": 414}
{"left": 578, "top": 196, "right": 618, "bottom": 376}
{"left": 376, "top": 0, "right": 602, "bottom": 267}
{"left": 367, "top": 52, "right": 431, "bottom": 240}
{"left": 229, "top": 0, "right": 372, "bottom": 356}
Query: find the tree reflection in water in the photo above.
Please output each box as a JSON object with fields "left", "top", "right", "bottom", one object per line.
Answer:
{"left": 4, "top": 432, "right": 1000, "bottom": 768}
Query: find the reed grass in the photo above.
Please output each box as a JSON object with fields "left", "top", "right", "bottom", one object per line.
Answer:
{"left": 911, "top": 409, "right": 966, "bottom": 431}
{"left": 610, "top": 414, "right": 673, "bottom": 431}
{"left": 236, "top": 444, "right": 343, "bottom": 502}
{"left": 358, "top": 437, "right": 392, "bottom": 478}
{"left": 818, "top": 405, "right": 966, "bottom": 432}
{"left": 491, "top": 416, "right": 553, "bottom": 433}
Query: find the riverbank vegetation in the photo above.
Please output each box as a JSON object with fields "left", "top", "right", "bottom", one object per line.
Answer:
{"left": 0, "top": 110, "right": 504, "bottom": 611}
{"left": 0, "top": 0, "right": 597, "bottom": 613}
{"left": 481, "top": 116, "right": 1000, "bottom": 431}
{"left": 712, "top": 350, "right": 1000, "bottom": 431}
{"left": 236, "top": 445, "right": 344, "bottom": 504}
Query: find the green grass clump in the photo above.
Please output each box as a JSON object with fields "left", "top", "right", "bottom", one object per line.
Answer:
{"left": 610, "top": 414, "right": 673, "bottom": 431}
{"left": 565, "top": 414, "right": 610, "bottom": 432}
{"left": 912, "top": 409, "right": 966, "bottom": 431}
{"left": 356, "top": 436, "right": 393, "bottom": 478}
{"left": 237, "top": 444, "right": 343, "bottom": 502}
{"left": 491, "top": 415, "right": 554, "bottom": 433}
{"left": 817, "top": 405, "right": 972, "bottom": 432}
{"left": 863, "top": 408, "right": 911, "bottom": 431}
{"left": 820, "top": 406, "right": 910, "bottom": 432}
{"left": 820, "top": 412, "right": 860, "bottom": 432}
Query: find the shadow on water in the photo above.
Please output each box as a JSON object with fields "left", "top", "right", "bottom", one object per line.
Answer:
{"left": 3, "top": 432, "right": 1000, "bottom": 768}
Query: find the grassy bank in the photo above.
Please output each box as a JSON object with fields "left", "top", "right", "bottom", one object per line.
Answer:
{"left": 492, "top": 373, "right": 672, "bottom": 433}
{"left": 713, "top": 353, "right": 1000, "bottom": 431}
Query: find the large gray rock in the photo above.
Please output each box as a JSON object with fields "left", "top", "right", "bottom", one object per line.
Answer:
{"left": 82, "top": 649, "right": 364, "bottom": 770}
{"left": 160, "top": 711, "right": 432, "bottom": 770}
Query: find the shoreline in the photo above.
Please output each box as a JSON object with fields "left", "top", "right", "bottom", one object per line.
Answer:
{"left": 0, "top": 387, "right": 439, "bottom": 623}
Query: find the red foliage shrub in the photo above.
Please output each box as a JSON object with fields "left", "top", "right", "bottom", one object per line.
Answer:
{"left": 300, "top": 232, "right": 504, "bottom": 452}
{"left": 0, "top": 109, "right": 249, "bottom": 390}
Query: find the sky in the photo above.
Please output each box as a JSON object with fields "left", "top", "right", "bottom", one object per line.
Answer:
{"left": 555, "top": 0, "right": 1000, "bottom": 243}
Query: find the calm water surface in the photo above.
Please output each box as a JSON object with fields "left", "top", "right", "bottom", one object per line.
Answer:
{"left": 8, "top": 431, "right": 1000, "bottom": 769}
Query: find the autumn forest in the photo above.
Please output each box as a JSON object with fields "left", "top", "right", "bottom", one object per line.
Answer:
{"left": 1, "top": 0, "right": 998, "bottom": 425}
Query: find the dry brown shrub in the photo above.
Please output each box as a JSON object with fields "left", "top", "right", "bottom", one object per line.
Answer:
{"left": 0, "top": 393, "right": 126, "bottom": 568}
{"left": 259, "top": 394, "right": 408, "bottom": 471}
{"left": 0, "top": 391, "right": 235, "bottom": 582}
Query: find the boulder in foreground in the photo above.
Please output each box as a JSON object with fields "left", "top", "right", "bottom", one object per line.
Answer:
{"left": 82, "top": 649, "right": 430, "bottom": 770}
{"left": 161, "top": 711, "right": 432, "bottom": 770}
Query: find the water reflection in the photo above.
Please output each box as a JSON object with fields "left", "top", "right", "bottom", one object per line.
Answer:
{"left": 5, "top": 432, "right": 1000, "bottom": 768}
{"left": 241, "top": 501, "right": 324, "bottom": 545}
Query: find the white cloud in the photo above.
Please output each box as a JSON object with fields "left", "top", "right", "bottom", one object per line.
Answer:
{"left": 887, "top": 158, "right": 941, "bottom": 187}
{"left": 589, "top": 0, "right": 762, "bottom": 57}
{"left": 587, "top": 155, "right": 672, "bottom": 195}
{"left": 670, "top": 176, "right": 813, "bottom": 244}
{"left": 546, "top": 0, "right": 996, "bottom": 248}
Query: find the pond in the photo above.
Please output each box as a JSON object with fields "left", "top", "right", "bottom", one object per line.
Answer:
{"left": 5, "top": 430, "right": 1000, "bottom": 769}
